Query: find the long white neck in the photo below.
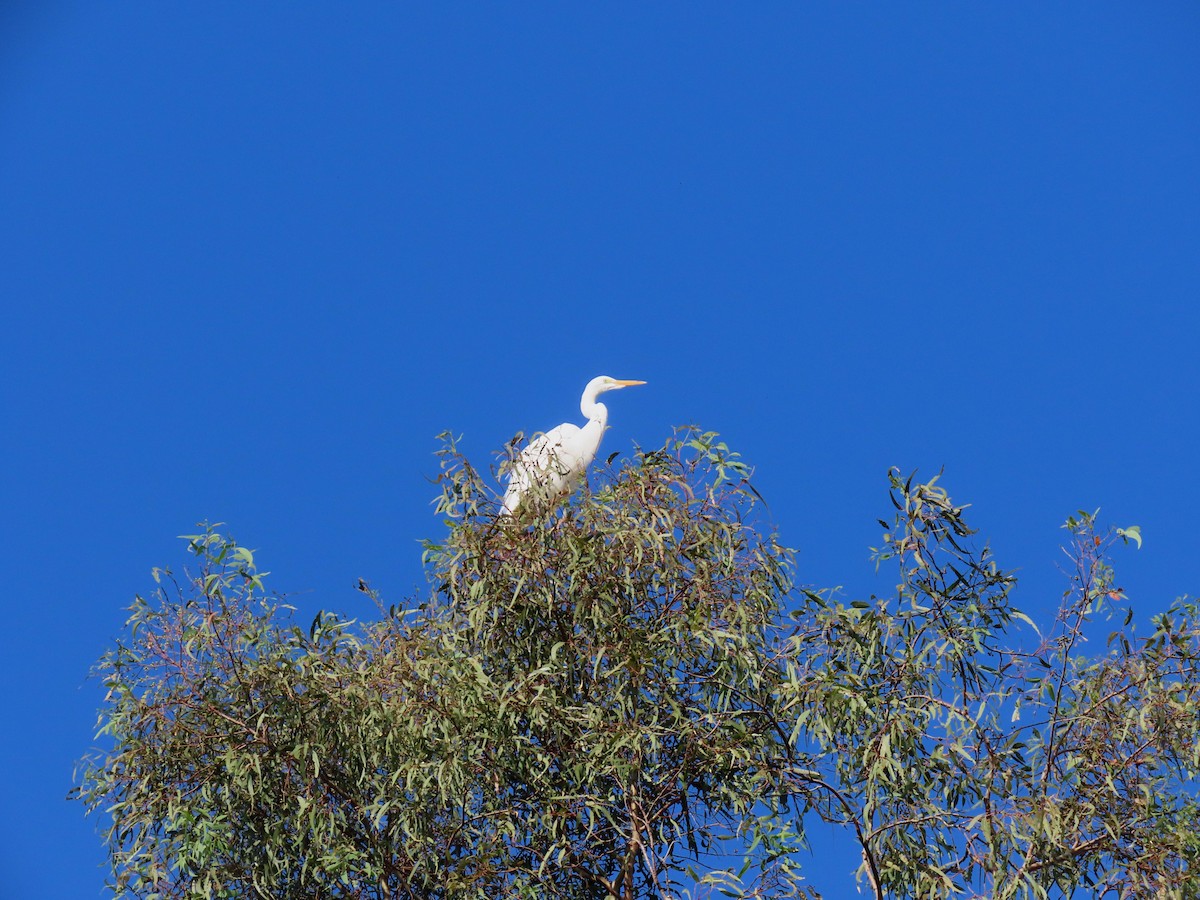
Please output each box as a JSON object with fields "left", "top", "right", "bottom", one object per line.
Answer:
{"left": 575, "top": 383, "right": 612, "bottom": 471}
{"left": 580, "top": 389, "right": 608, "bottom": 429}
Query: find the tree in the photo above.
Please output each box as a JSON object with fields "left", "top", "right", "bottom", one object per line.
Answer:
{"left": 75, "top": 429, "right": 1200, "bottom": 899}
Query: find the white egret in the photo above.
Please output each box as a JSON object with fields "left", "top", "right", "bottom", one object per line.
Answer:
{"left": 501, "top": 375, "right": 646, "bottom": 516}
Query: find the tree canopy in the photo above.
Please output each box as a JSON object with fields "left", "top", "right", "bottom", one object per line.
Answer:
{"left": 76, "top": 429, "right": 1200, "bottom": 898}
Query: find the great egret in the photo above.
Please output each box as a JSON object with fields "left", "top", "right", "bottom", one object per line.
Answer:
{"left": 501, "top": 375, "right": 646, "bottom": 516}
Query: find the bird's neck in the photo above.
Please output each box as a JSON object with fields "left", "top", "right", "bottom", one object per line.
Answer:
{"left": 581, "top": 397, "right": 608, "bottom": 429}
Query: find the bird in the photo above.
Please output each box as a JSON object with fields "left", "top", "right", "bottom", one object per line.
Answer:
{"left": 501, "top": 375, "right": 646, "bottom": 516}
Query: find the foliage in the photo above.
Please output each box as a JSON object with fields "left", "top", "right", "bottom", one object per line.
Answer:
{"left": 76, "top": 431, "right": 807, "bottom": 898}
{"left": 75, "top": 430, "right": 1200, "bottom": 899}
{"left": 780, "top": 478, "right": 1200, "bottom": 899}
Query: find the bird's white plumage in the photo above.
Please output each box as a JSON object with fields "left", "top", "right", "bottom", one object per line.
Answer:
{"left": 501, "top": 375, "right": 645, "bottom": 516}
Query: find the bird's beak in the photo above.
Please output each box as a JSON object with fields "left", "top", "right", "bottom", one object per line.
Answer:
{"left": 615, "top": 380, "right": 646, "bottom": 386}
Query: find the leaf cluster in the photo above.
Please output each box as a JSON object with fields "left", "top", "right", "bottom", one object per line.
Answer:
{"left": 77, "top": 431, "right": 810, "bottom": 899}
{"left": 777, "top": 482, "right": 1200, "bottom": 900}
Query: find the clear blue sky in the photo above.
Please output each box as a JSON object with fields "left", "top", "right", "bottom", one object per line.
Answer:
{"left": 2, "top": 4, "right": 1197, "bottom": 897}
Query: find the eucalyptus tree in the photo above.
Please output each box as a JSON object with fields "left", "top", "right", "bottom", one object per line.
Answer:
{"left": 76, "top": 430, "right": 1200, "bottom": 899}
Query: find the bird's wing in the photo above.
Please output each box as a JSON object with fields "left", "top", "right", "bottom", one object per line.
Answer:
{"left": 519, "top": 423, "right": 582, "bottom": 473}
{"left": 502, "top": 423, "right": 582, "bottom": 514}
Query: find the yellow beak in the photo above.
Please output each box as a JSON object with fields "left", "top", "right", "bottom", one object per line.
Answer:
{"left": 615, "top": 379, "right": 647, "bottom": 386}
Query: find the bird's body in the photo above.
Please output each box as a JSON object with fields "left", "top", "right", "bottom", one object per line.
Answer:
{"left": 501, "top": 375, "right": 645, "bottom": 516}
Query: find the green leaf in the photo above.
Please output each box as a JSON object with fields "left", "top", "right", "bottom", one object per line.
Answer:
{"left": 1010, "top": 609, "right": 1041, "bottom": 638}
{"left": 1116, "top": 524, "right": 1142, "bottom": 549}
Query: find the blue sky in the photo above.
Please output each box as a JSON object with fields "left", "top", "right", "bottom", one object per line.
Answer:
{"left": 2, "top": 4, "right": 1198, "bottom": 896}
